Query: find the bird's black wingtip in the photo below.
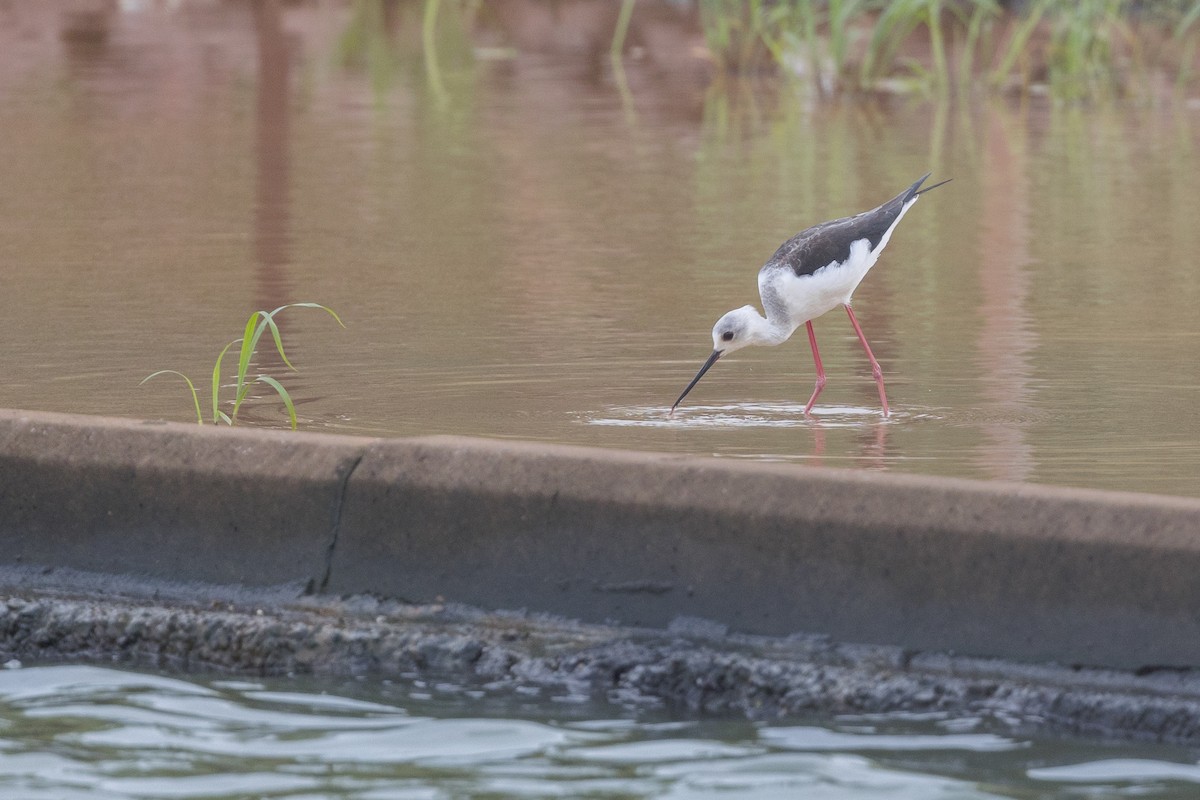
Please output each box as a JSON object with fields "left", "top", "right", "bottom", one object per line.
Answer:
{"left": 896, "top": 174, "right": 949, "bottom": 205}
{"left": 914, "top": 176, "right": 952, "bottom": 197}
{"left": 905, "top": 172, "right": 932, "bottom": 200}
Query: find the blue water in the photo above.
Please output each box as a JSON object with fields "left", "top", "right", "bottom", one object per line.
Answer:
{"left": 1, "top": 664, "right": 1198, "bottom": 799}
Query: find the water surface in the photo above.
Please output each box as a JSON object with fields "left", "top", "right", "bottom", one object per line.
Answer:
{"left": 2, "top": 3, "right": 1199, "bottom": 496}
{"left": 5, "top": 664, "right": 1200, "bottom": 799}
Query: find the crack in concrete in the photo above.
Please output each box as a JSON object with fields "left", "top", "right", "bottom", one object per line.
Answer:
{"left": 318, "top": 452, "right": 365, "bottom": 593}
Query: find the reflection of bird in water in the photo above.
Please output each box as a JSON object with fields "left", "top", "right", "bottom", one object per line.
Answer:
{"left": 672, "top": 174, "right": 950, "bottom": 419}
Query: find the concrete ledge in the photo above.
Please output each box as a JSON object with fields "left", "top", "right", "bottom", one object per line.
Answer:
{"left": 334, "top": 436, "right": 1200, "bottom": 669}
{"left": 0, "top": 410, "right": 365, "bottom": 588}
{"left": 3, "top": 408, "right": 1200, "bottom": 671}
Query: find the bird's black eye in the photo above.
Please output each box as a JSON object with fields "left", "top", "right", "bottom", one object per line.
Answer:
{"left": 721, "top": 331, "right": 735, "bottom": 342}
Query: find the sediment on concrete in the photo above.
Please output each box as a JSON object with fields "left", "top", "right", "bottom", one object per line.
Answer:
{"left": 3, "top": 408, "right": 1200, "bottom": 675}
{"left": 5, "top": 573, "right": 1200, "bottom": 744}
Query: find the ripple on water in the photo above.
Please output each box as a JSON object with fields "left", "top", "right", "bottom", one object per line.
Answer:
{"left": 1, "top": 665, "right": 1198, "bottom": 800}
{"left": 1027, "top": 758, "right": 1200, "bottom": 784}
{"left": 586, "top": 403, "right": 940, "bottom": 429}
{"left": 759, "top": 725, "right": 1024, "bottom": 752}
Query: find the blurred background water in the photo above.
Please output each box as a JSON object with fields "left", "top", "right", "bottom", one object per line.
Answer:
{"left": 3, "top": 2, "right": 1200, "bottom": 495}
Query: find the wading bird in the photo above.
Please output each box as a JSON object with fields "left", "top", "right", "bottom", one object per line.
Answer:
{"left": 671, "top": 173, "right": 949, "bottom": 418}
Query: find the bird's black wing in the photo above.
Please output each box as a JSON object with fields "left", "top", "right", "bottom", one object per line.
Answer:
{"left": 766, "top": 174, "right": 931, "bottom": 278}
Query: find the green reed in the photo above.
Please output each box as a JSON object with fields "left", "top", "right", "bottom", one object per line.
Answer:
{"left": 141, "top": 303, "right": 344, "bottom": 431}
{"left": 696, "top": 0, "right": 1200, "bottom": 102}
{"left": 327, "top": 0, "right": 1200, "bottom": 102}
{"left": 1174, "top": 1, "right": 1200, "bottom": 91}
{"left": 791, "top": 0, "right": 869, "bottom": 93}
{"left": 988, "top": 0, "right": 1130, "bottom": 100}
{"left": 700, "top": 0, "right": 804, "bottom": 73}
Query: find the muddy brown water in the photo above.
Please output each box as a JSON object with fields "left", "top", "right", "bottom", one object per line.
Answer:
{"left": 3, "top": 2, "right": 1200, "bottom": 500}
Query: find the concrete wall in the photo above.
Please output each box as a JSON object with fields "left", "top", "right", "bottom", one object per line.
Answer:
{"left": 3, "top": 408, "right": 1200, "bottom": 671}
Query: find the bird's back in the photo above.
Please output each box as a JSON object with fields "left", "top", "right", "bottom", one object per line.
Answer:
{"left": 764, "top": 177, "right": 927, "bottom": 279}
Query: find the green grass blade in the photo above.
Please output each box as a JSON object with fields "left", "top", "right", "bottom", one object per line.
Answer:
{"left": 830, "top": 0, "right": 867, "bottom": 86}
{"left": 959, "top": 1, "right": 999, "bottom": 90}
{"left": 263, "top": 315, "right": 297, "bottom": 372}
{"left": 990, "top": 0, "right": 1046, "bottom": 88}
{"left": 255, "top": 375, "right": 298, "bottom": 430}
{"left": 279, "top": 302, "right": 346, "bottom": 328}
{"left": 258, "top": 302, "right": 346, "bottom": 376}
{"left": 611, "top": 0, "right": 635, "bottom": 60}
{"left": 233, "top": 312, "right": 261, "bottom": 411}
{"left": 927, "top": 0, "right": 948, "bottom": 92}
{"left": 1178, "top": 2, "right": 1200, "bottom": 40}
{"left": 860, "top": 0, "right": 924, "bottom": 87}
{"left": 141, "top": 370, "right": 202, "bottom": 425}
{"left": 234, "top": 312, "right": 273, "bottom": 414}
{"left": 232, "top": 303, "right": 343, "bottom": 421}
{"left": 147, "top": 301, "right": 341, "bottom": 431}
{"left": 212, "top": 339, "right": 238, "bottom": 425}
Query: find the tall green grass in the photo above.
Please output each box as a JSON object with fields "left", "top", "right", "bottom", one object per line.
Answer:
{"left": 1173, "top": 0, "right": 1200, "bottom": 91}
{"left": 141, "top": 303, "right": 344, "bottom": 431}
{"left": 790, "top": 0, "right": 869, "bottom": 93}
{"left": 335, "top": 0, "right": 1200, "bottom": 102}
{"left": 986, "top": 0, "right": 1132, "bottom": 100}
{"left": 700, "top": 0, "right": 801, "bottom": 73}
{"left": 696, "top": 0, "right": 1200, "bottom": 102}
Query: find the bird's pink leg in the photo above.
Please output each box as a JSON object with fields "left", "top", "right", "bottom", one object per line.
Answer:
{"left": 803, "top": 320, "right": 826, "bottom": 417}
{"left": 844, "top": 304, "right": 889, "bottom": 417}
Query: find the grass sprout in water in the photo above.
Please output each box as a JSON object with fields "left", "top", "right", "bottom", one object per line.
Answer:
{"left": 141, "top": 303, "right": 344, "bottom": 430}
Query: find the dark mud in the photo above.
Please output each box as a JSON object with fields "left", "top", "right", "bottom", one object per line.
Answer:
{"left": 4, "top": 571, "right": 1200, "bottom": 745}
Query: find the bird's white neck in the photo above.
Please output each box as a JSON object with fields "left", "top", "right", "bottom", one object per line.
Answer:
{"left": 747, "top": 309, "right": 796, "bottom": 347}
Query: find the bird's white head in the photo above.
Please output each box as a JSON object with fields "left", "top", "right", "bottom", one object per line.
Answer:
{"left": 671, "top": 305, "right": 773, "bottom": 414}
{"left": 711, "top": 304, "right": 766, "bottom": 356}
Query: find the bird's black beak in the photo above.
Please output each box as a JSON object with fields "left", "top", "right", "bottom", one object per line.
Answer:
{"left": 671, "top": 350, "right": 722, "bottom": 414}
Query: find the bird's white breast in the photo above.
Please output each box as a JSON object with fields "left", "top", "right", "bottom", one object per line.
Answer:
{"left": 760, "top": 195, "right": 918, "bottom": 327}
